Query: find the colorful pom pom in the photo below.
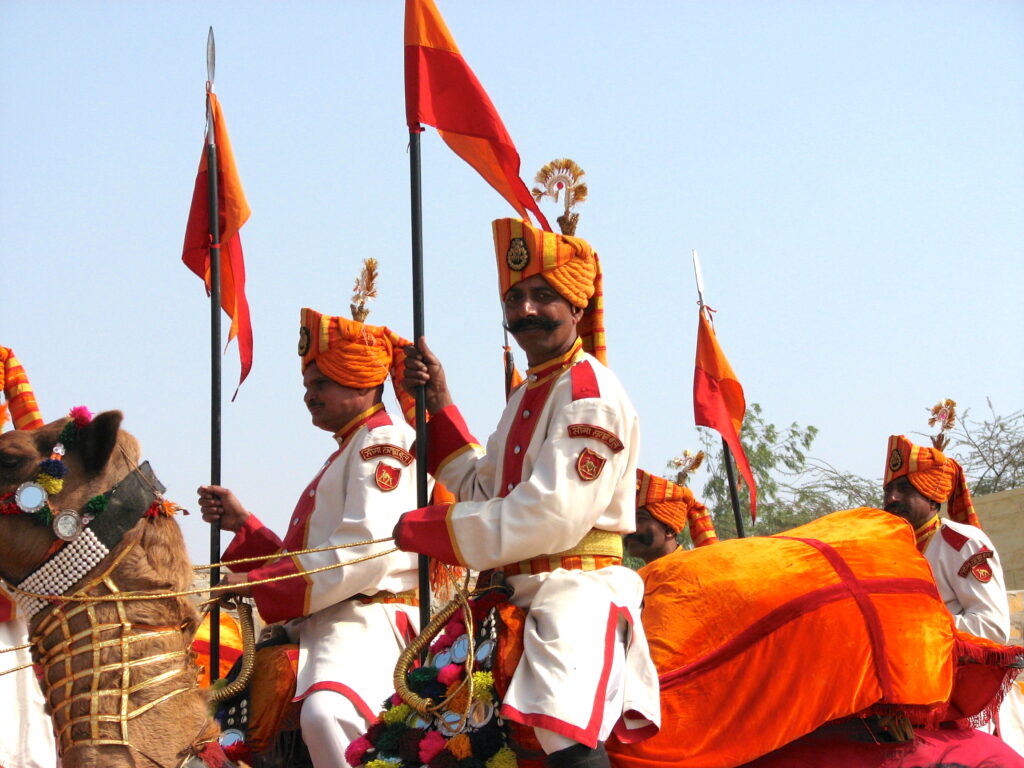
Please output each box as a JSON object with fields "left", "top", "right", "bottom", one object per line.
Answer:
{"left": 428, "top": 750, "right": 458, "bottom": 768}
{"left": 443, "top": 620, "right": 466, "bottom": 638}
{"left": 438, "top": 663, "right": 463, "bottom": 686}
{"left": 0, "top": 494, "right": 20, "bottom": 516}
{"left": 485, "top": 746, "right": 518, "bottom": 768}
{"left": 383, "top": 703, "right": 411, "bottom": 725}
{"left": 84, "top": 494, "right": 108, "bottom": 514}
{"left": 469, "top": 720, "right": 505, "bottom": 761}
{"left": 431, "top": 633, "right": 455, "bottom": 653}
{"left": 38, "top": 459, "right": 67, "bottom": 479}
{"left": 471, "top": 671, "right": 495, "bottom": 698}
{"left": 344, "top": 735, "right": 372, "bottom": 765}
{"left": 69, "top": 406, "right": 93, "bottom": 427}
{"left": 419, "top": 730, "right": 447, "bottom": 763}
{"left": 408, "top": 665, "right": 439, "bottom": 694}
{"left": 374, "top": 721, "right": 407, "bottom": 752}
{"left": 444, "top": 680, "right": 470, "bottom": 714}
{"left": 365, "top": 721, "right": 387, "bottom": 744}
{"left": 398, "top": 727, "right": 426, "bottom": 764}
{"left": 446, "top": 733, "right": 472, "bottom": 760}
{"left": 37, "top": 474, "right": 63, "bottom": 495}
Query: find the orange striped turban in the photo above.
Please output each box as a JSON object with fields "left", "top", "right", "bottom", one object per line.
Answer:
{"left": 883, "top": 434, "right": 979, "bottom": 528}
{"left": 0, "top": 346, "right": 44, "bottom": 432}
{"left": 492, "top": 218, "right": 606, "bottom": 365}
{"left": 636, "top": 469, "right": 719, "bottom": 547}
{"left": 298, "top": 309, "right": 416, "bottom": 424}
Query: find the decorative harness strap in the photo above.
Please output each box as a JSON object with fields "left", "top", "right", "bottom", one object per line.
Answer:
{"left": 32, "top": 541, "right": 195, "bottom": 754}
{"left": 11, "top": 462, "right": 165, "bottom": 621}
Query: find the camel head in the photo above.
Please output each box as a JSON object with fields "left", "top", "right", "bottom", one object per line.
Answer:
{"left": 0, "top": 409, "right": 140, "bottom": 584}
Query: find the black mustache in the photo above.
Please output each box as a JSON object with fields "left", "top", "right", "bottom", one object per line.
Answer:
{"left": 625, "top": 531, "right": 655, "bottom": 547}
{"left": 504, "top": 317, "right": 561, "bottom": 334}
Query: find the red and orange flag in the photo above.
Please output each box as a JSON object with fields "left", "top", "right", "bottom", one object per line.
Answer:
{"left": 693, "top": 309, "right": 757, "bottom": 521}
{"left": 182, "top": 92, "right": 253, "bottom": 395}
{"left": 404, "top": 0, "right": 551, "bottom": 231}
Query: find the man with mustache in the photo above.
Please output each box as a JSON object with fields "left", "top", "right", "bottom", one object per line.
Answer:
{"left": 198, "top": 308, "right": 422, "bottom": 768}
{"left": 881, "top": 434, "right": 1010, "bottom": 642}
{"left": 627, "top": 469, "right": 718, "bottom": 565}
{"left": 397, "top": 218, "right": 659, "bottom": 768}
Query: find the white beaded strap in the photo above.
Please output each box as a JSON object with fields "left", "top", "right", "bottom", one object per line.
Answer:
{"left": 14, "top": 528, "right": 109, "bottom": 621}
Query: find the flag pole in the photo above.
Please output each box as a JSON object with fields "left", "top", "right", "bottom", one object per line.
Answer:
{"left": 692, "top": 250, "right": 745, "bottom": 538}
{"left": 409, "top": 129, "right": 431, "bottom": 634}
{"left": 205, "top": 26, "right": 222, "bottom": 679}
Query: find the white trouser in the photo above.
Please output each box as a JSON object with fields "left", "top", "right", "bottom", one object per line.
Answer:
{"left": 300, "top": 690, "right": 367, "bottom": 768}
{"left": 534, "top": 621, "right": 627, "bottom": 755}
{"left": 0, "top": 619, "right": 56, "bottom": 768}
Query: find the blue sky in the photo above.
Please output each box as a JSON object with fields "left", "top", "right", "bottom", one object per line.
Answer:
{"left": 2, "top": 1, "right": 1021, "bottom": 562}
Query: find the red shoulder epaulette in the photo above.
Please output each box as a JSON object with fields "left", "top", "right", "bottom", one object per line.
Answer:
{"left": 367, "top": 409, "right": 393, "bottom": 431}
{"left": 940, "top": 524, "right": 970, "bottom": 551}
{"left": 571, "top": 361, "right": 601, "bottom": 401}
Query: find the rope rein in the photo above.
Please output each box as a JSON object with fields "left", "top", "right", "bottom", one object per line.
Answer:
{"left": 0, "top": 536, "right": 400, "bottom": 674}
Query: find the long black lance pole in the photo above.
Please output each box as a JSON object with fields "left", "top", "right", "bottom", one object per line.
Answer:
{"left": 409, "top": 129, "right": 430, "bottom": 635}
{"left": 721, "top": 440, "right": 746, "bottom": 538}
{"left": 692, "top": 250, "right": 745, "bottom": 538}
{"left": 205, "top": 27, "right": 222, "bottom": 681}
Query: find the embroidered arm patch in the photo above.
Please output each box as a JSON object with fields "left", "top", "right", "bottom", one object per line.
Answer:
{"left": 567, "top": 423, "right": 624, "bottom": 453}
{"left": 360, "top": 443, "right": 414, "bottom": 467}
{"left": 957, "top": 548, "right": 995, "bottom": 583}
{"left": 576, "top": 448, "right": 607, "bottom": 481}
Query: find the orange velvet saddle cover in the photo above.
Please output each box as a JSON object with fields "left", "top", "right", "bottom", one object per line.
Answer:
{"left": 607, "top": 508, "right": 1014, "bottom": 768}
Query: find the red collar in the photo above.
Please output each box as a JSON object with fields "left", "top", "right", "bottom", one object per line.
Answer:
{"left": 333, "top": 403, "right": 384, "bottom": 450}
{"left": 525, "top": 338, "right": 583, "bottom": 389}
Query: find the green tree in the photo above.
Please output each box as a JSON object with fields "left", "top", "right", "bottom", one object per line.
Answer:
{"left": 694, "top": 403, "right": 881, "bottom": 539}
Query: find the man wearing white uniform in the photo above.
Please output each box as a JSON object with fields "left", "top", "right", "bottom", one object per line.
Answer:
{"left": 0, "top": 347, "right": 57, "bottom": 768}
{"left": 882, "top": 434, "right": 1010, "bottom": 643}
{"left": 397, "top": 218, "right": 659, "bottom": 768}
{"left": 198, "top": 308, "right": 422, "bottom": 768}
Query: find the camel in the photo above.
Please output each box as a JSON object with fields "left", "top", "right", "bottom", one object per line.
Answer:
{"left": 0, "top": 410, "right": 228, "bottom": 768}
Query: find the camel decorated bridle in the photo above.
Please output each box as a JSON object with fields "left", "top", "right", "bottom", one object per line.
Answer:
{"left": 3, "top": 461, "right": 229, "bottom": 766}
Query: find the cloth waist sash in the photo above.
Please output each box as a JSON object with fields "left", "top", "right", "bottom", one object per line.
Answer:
{"left": 499, "top": 529, "right": 623, "bottom": 576}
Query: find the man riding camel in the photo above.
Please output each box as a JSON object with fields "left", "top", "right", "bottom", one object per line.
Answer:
{"left": 395, "top": 217, "right": 660, "bottom": 768}
{"left": 881, "top": 433, "right": 1010, "bottom": 643}
{"left": 628, "top": 468, "right": 718, "bottom": 564}
{"left": 198, "top": 308, "right": 423, "bottom": 768}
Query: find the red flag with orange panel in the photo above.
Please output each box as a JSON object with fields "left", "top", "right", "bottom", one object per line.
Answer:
{"left": 181, "top": 91, "right": 253, "bottom": 395}
{"left": 693, "top": 308, "right": 757, "bottom": 521}
{"left": 404, "top": 0, "right": 551, "bottom": 231}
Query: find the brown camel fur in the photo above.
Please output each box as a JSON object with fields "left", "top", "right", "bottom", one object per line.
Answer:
{"left": 0, "top": 411, "right": 220, "bottom": 768}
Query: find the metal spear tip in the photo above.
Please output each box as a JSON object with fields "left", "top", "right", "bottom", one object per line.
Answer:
{"left": 206, "top": 27, "right": 216, "bottom": 88}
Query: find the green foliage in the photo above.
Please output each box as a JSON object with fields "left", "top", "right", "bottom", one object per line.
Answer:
{"left": 656, "top": 399, "right": 1021, "bottom": 547}
{"left": 695, "top": 403, "right": 881, "bottom": 539}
